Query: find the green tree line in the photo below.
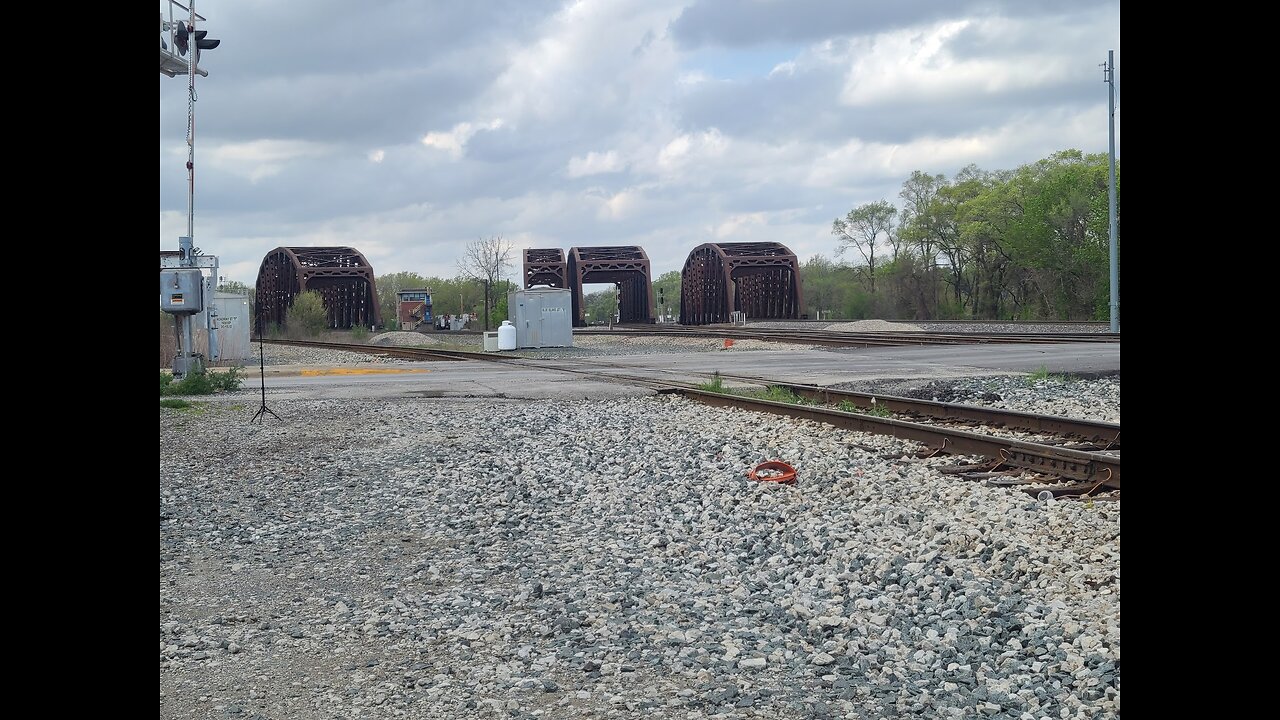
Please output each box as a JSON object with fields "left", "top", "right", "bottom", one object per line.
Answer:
{"left": 819, "top": 149, "right": 1119, "bottom": 320}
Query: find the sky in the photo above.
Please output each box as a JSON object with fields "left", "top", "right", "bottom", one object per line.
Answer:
{"left": 159, "top": 0, "right": 1121, "bottom": 287}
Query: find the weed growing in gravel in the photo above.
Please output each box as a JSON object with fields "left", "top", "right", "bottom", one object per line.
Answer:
{"left": 698, "top": 371, "right": 725, "bottom": 392}
{"left": 836, "top": 398, "right": 891, "bottom": 417}
{"left": 160, "top": 367, "right": 245, "bottom": 397}
{"left": 160, "top": 398, "right": 192, "bottom": 409}
{"left": 860, "top": 402, "right": 893, "bottom": 418}
{"left": 753, "top": 386, "right": 806, "bottom": 404}
{"left": 1026, "top": 366, "right": 1071, "bottom": 383}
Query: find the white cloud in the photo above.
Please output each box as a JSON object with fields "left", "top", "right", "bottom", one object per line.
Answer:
{"left": 599, "top": 188, "right": 641, "bottom": 221}
{"left": 205, "top": 139, "right": 333, "bottom": 183}
{"left": 655, "top": 128, "right": 728, "bottom": 173}
{"left": 567, "top": 150, "right": 623, "bottom": 178}
{"left": 768, "top": 61, "right": 797, "bottom": 78}
{"left": 368, "top": 149, "right": 385, "bottom": 163}
{"left": 713, "top": 212, "right": 768, "bottom": 239}
{"left": 421, "top": 119, "right": 505, "bottom": 159}
{"left": 839, "top": 19, "right": 1076, "bottom": 107}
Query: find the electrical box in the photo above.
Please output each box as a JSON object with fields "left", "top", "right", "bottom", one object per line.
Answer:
{"left": 159, "top": 269, "right": 205, "bottom": 315}
{"left": 509, "top": 287, "right": 573, "bottom": 348}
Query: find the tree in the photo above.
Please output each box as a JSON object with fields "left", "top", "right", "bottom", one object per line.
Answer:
{"left": 217, "top": 280, "right": 255, "bottom": 305}
{"left": 458, "top": 235, "right": 513, "bottom": 331}
{"left": 286, "top": 290, "right": 328, "bottom": 338}
{"left": 583, "top": 289, "right": 617, "bottom": 325}
{"left": 832, "top": 200, "right": 897, "bottom": 295}
{"left": 488, "top": 279, "right": 516, "bottom": 328}
{"left": 652, "top": 270, "right": 681, "bottom": 320}
{"left": 375, "top": 272, "right": 431, "bottom": 329}
{"left": 897, "top": 171, "right": 947, "bottom": 318}
{"left": 800, "top": 254, "right": 844, "bottom": 320}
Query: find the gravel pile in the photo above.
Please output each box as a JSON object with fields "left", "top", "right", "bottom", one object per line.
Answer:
{"left": 161, "top": 395, "right": 1120, "bottom": 719}
{"left": 369, "top": 332, "right": 449, "bottom": 347}
{"left": 824, "top": 320, "right": 924, "bottom": 332}
{"left": 834, "top": 375, "right": 1120, "bottom": 424}
{"left": 252, "top": 344, "right": 401, "bottom": 366}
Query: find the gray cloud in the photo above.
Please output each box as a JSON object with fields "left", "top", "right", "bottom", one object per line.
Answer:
{"left": 669, "top": 0, "right": 1116, "bottom": 48}
{"left": 161, "top": 0, "right": 1119, "bottom": 284}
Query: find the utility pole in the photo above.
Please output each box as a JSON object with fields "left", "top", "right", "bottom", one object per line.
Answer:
{"left": 1103, "top": 50, "right": 1119, "bottom": 332}
{"left": 160, "top": 1, "right": 221, "bottom": 376}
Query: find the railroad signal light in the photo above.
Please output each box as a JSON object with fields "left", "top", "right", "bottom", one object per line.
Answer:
{"left": 174, "top": 24, "right": 220, "bottom": 57}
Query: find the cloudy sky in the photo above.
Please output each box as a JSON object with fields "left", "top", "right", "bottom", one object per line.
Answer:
{"left": 159, "top": 0, "right": 1121, "bottom": 287}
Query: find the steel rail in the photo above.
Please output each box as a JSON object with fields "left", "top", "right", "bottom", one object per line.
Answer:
{"left": 258, "top": 338, "right": 1121, "bottom": 491}
{"left": 681, "top": 389, "right": 1120, "bottom": 490}
{"left": 754, "top": 382, "right": 1121, "bottom": 445}
{"left": 584, "top": 326, "right": 1119, "bottom": 346}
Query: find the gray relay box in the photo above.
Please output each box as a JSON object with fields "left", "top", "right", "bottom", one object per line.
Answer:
{"left": 160, "top": 269, "right": 205, "bottom": 314}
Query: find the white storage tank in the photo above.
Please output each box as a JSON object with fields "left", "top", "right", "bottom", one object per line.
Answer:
{"left": 508, "top": 287, "right": 573, "bottom": 348}
{"left": 497, "top": 320, "right": 517, "bottom": 350}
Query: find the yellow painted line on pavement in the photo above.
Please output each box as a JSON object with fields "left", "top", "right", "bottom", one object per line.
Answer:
{"left": 299, "top": 368, "right": 431, "bottom": 376}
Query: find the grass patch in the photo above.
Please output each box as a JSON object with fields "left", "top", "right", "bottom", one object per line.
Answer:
{"left": 698, "top": 371, "right": 726, "bottom": 392}
{"left": 837, "top": 399, "right": 892, "bottom": 417}
{"left": 160, "top": 398, "right": 192, "bottom": 409}
{"left": 695, "top": 374, "right": 810, "bottom": 406}
{"left": 160, "top": 366, "right": 245, "bottom": 396}
{"left": 1027, "top": 365, "right": 1071, "bottom": 383}
{"left": 753, "top": 386, "right": 806, "bottom": 404}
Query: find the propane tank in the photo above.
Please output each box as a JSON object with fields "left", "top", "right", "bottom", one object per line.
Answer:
{"left": 497, "top": 319, "right": 517, "bottom": 350}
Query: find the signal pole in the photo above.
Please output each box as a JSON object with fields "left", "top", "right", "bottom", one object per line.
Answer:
{"left": 160, "top": 1, "right": 220, "bottom": 376}
{"left": 1103, "top": 50, "right": 1119, "bottom": 333}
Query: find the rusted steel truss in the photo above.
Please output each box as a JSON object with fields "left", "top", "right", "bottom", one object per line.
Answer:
{"left": 567, "top": 246, "right": 654, "bottom": 326}
{"left": 255, "top": 246, "right": 381, "bottom": 331}
{"left": 523, "top": 248, "right": 568, "bottom": 289}
{"left": 680, "top": 242, "right": 803, "bottom": 325}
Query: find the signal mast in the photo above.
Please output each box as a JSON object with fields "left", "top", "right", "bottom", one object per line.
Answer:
{"left": 159, "top": 1, "right": 220, "bottom": 377}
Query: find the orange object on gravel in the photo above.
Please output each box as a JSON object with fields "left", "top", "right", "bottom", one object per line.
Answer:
{"left": 749, "top": 460, "right": 797, "bottom": 484}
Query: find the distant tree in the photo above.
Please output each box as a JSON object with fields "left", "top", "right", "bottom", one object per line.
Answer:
{"left": 217, "top": 280, "right": 255, "bottom": 304}
{"left": 458, "top": 235, "right": 513, "bottom": 331}
{"left": 800, "top": 254, "right": 845, "bottom": 320}
{"left": 376, "top": 271, "right": 432, "bottom": 329}
{"left": 832, "top": 200, "right": 897, "bottom": 295}
{"left": 652, "top": 270, "right": 681, "bottom": 320}
{"left": 286, "top": 290, "right": 327, "bottom": 338}
{"left": 897, "top": 170, "right": 949, "bottom": 318}
{"left": 488, "top": 279, "right": 516, "bottom": 328}
{"left": 583, "top": 289, "right": 617, "bottom": 325}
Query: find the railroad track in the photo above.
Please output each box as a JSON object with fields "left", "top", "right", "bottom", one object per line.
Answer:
{"left": 405, "top": 324, "right": 1118, "bottom": 348}
{"left": 581, "top": 325, "right": 1119, "bottom": 347}
{"left": 259, "top": 338, "right": 1120, "bottom": 497}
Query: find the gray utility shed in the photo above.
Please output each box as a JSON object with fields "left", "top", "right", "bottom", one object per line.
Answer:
{"left": 508, "top": 287, "right": 573, "bottom": 348}
{"left": 192, "top": 292, "right": 253, "bottom": 363}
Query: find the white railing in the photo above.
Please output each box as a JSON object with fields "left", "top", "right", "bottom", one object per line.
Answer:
{"left": 159, "top": 1, "right": 207, "bottom": 76}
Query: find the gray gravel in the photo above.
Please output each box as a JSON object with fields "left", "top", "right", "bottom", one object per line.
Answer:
{"left": 834, "top": 375, "right": 1120, "bottom": 424}
{"left": 161, "top": 395, "right": 1120, "bottom": 719}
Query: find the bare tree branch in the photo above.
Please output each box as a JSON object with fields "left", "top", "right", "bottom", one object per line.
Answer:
{"left": 458, "top": 235, "right": 513, "bottom": 331}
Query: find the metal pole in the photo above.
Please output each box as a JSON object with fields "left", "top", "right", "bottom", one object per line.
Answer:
{"left": 186, "top": 2, "right": 197, "bottom": 241}
{"left": 1106, "top": 50, "right": 1119, "bottom": 332}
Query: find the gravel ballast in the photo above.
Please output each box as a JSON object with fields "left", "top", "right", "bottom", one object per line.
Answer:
{"left": 161, "top": 394, "right": 1120, "bottom": 719}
